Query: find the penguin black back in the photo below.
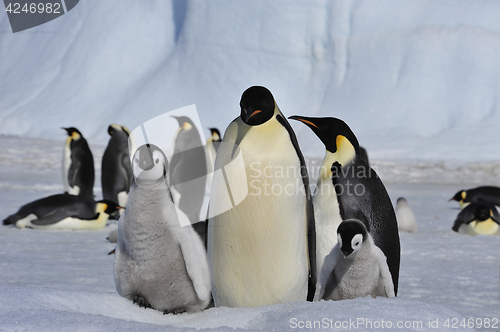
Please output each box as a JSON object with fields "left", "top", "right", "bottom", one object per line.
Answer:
{"left": 450, "top": 186, "right": 500, "bottom": 206}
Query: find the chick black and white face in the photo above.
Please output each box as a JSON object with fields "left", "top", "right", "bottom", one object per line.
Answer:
{"left": 337, "top": 219, "right": 367, "bottom": 258}
{"left": 239, "top": 86, "right": 275, "bottom": 126}
{"left": 132, "top": 144, "right": 167, "bottom": 184}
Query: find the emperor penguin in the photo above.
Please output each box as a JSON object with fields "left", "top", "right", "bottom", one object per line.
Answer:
{"left": 289, "top": 116, "right": 400, "bottom": 295}
{"left": 114, "top": 144, "right": 211, "bottom": 314}
{"left": 452, "top": 202, "right": 500, "bottom": 235}
{"left": 395, "top": 197, "right": 418, "bottom": 233}
{"left": 3, "top": 194, "right": 121, "bottom": 230}
{"left": 207, "top": 86, "right": 316, "bottom": 307}
{"left": 314, "top": 219, "right": 395, "bottom": 301}
{"left": 170, "top": 116, "right": 207, "bottom": 242}
{"left": 62, "top": 127, "right": 95, "bottom": 199}
{"left": 205, "top": 128, "right": 221, "bottom": 193}
{"left": 449, "top": 186, "right": 500, "bottom": 209}
{"left": 101, "top": 124, "right": 133, "bottom": 212}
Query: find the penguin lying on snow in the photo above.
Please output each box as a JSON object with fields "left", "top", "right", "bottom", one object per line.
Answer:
{"left": 207, "top": 86, "right": 316, "bottom": 307}
{"left": 289, "top": 115, "right": 400, "bottom": 296}
{"left": 449, "top": 186, "right": 500, "bottom": 208}
{"left": 3, "top": 194, "right": 121, "bottom": 230}
{"left": 102, "top": 124, "right": 133, "bottom": 213}
{"left": 452, "top": 202, "right": 500, "bottom": 235}
{"left": 114, "top": 144, "right": 210, "bottom": 314}
{"left": 314, "top": 219, "right": 395, "bottom": 301}
{"left": 62, "top": 127, "right": 95, "bottom": 199}
{"left": 396, "top": 197, "right": 418, "bottom": 233}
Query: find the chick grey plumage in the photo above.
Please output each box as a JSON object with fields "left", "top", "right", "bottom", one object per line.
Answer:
{"left": 101, "top": 124, "right": 133, "bottom": 210}
{"left": 396, "top": 197, "right": 418, "bottom": 233}
{"left": 114, "top": 144, "right": 210, "bottom": 314}
{"left": 62, "top": 127, "right": 94, "bottom": 199}
{"left": 314, "top": 219, "right": 395, "bottom": 301}
{"left": 169, "top": 116, "right": 207, "bottom": 242}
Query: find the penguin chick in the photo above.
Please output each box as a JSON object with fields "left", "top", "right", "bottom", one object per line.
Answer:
{"left": 452, "top": 202, "right": 500, "bottom": 235}
{"left": 314, "top": 219, "right": 395, "bottom": 301}
{"left": 107, "top": 228, "right": 118, "bottom": 243}
{"left": 449, "top": 186, "right": 500, "bottom": 209}
{"left": 114, "top": 144, "right": 211, "bottom": 314}
{"left": 3, "top": 194, "right": 121, "bottom": 230}
{"left": 396, "top": 197, "right": 418, "bottom": 233}
{"left": 102, "top": 124, "right": 133, "bottom": 214}
{"left": 62, "top": 127, "right": 95, "bottom": 199}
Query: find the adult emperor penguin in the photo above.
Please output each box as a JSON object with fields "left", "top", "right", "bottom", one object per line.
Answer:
{"left": 102, "top": 124, "right": 133, "bottom": 212}
{"left": 62, "top": 127, "right": 95, "bottom": 199}
{"left": 396, "top": 197, "right": 418, "bottom": 233}
{"left": 3, "top": 194, "right": 121, "bottom": 230}
{"left": 314, "top": 219, "right": 395, "bottom": 301}
{"left": 289, "top": 115, "right": 400, "bottom": 295}
{"left": 452, "top": 202, "right": 500, "bottom": 235}
{"left": 449, "top": 186, "right": 500, "bottom": 208}
{"left": 207, "top": 86, "right": 316, "bottom": 307}
{"left": 170, "top": 116, "right": 207, "bottom": 241}
{"left": 114, "top": 144, "right": 210, "bottom": 314}
{"left": 205, "top": 128, "right": 221, "bottom": 193}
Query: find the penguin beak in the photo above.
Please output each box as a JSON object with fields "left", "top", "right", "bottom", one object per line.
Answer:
{"left": 241, "top": 108, "right": 261, "bottom": 123}
{"left": 288, "top": 116, "right": 318, "bottom": 129}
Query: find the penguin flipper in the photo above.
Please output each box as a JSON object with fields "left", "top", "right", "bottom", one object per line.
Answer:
{"left": 452, "top": 205, "right": 476, "bottom": 232}
{"left": 30, "top": 208, "right": 73, "bottom": 226}
{"left": 173, "top": 210, "right": 211, "bottom": 302}
{"left": 374, "top": 246, "right": 395, "bottom": 297}
{"left": 68, "top": 159, "right": 81, "bottom": 188}
{"left": 314, "top": 244, "right": 341, "bottom": 301}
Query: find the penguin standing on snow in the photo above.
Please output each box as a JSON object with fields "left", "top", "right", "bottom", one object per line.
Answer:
{"left": 289, "top": 115, "right": 400, "bottom": 295}
{"left": 452, "top": 202, "right": 500, "bottom": 235}
{"left": 207, "top": 86, "right": 316, "bottom": 307}
{"left": 449, "top": 186, "right": 500, "bottom": 208}
{"left": 205, "top": 128, "right": 221, "bottom": 192}
{"left": 62, "top": 127, "right": 94, "bottom": 199}
{"left": 114, "top": 144, "right": 211, "bottom": 314}
{"left": 169, "top": 116, "right": 207, "bottom": 241}
{"left": 396, "top": 197, "right": 418, "bottom": 233}
{"left": 102, "top": 124, "right": 133, "bottom": 210}
{"left": 314, "top": 219, "right": 395, "bottom": 301}
{"left": 3, "top": 194, "right": 121, "bottom": 230}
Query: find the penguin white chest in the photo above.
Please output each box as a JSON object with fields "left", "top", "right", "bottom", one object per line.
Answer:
{"left": 208, "top": 122, "right": 309, "bottom": 307}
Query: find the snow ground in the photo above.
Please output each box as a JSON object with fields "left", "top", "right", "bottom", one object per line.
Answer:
{"left": 0, "top": 136, "right": 499, "bottom": 331}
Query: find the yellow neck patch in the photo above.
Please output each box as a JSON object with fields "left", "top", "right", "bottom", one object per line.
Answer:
{"left": 318, "top": 135, "right": 356, "bottom": 181}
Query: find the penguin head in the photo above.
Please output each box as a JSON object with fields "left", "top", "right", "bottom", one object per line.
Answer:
{"left": 62, "top": 127, "right": 82, "bottom": 140}
{"left": 289, "top": 116, "right": 360, "bottom": 156}
{"left": 336, "top": 219, "right": 368, "bottom": 258}
{"left": 172, "top": 116, "right": 194, "bottom": 132}
{"left": 209, "top": 128, "right": 221, "bottom": 141}
{"left": 474, "top": 205, "right": 492, "bottom": 222}
{"left": 96, "top": 200, "right": 124, "bottom": 215}
{"left": 449, "top": 190, "right": 466, "bottom": 203}
{"left": 240, "top": 86, "right": 275, "bottom": 126}
{"left": 132, "top": 144, "right": 168, "bottom": 186}
{"left": 108, "top": 124, "right": 130, "bottom": 137}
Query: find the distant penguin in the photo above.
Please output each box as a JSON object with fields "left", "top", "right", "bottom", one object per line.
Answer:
{"left": 314, "top": 219, "right": 395, "bottom": 301}
{"left": 62, "top": 127, "right": 95, "bottom": 199}
{"left": 205, "top": 128, "right": 221, "bottom": 193}
{"left": 396, "top": 197, "right": 418, "bottom": 233}
{"left": 3, "top": 194, "right": 121, "bottom": 230}
{"left": 207, "top": 86, "right": 316, "bottom": 307}
{"left": 449, "top": 186, "right": 500, "bottom": 208}
{"left": 289, "top": 115, "right": 400, "bottom": 295}
{"left": 452, "top": 202, "right": 500, "bottom": 235}
{"left": 169, "top": 116, "right": 207, "bottom": 242}
{"left": 114, "top": 144, "right": 211, "bottom": 314}
{"left": 107, "top": 228, "right": 118, "bottom": 243}
{"left": 102, "top": 124, "right": 133, "bottom": 212}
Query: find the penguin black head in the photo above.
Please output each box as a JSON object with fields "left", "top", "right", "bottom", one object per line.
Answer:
{"left": 474, "top": 205, "right": 493, "bottom": 222}
{"left": 240, "top": 86, "right": 275, "bottom": 126}
{"left": 107, "top": 124, "right": 131, "bottom": 137}
{"left": 172, "top": 116, "right": 194, "bottom": 132}
{"left": 132, "top": 144, "right": 168, "bottom": 184}
{"left": 288, "top": 116, "right": 360, "bottom": 156}
{"left": 449, "top": 190, "right": 466, "bottom": 203}
{"left": 62, "top": 127, "right": 83, "bottom": 140}
{"left": 336, "top": 219, "right": 368, "bottom": 258}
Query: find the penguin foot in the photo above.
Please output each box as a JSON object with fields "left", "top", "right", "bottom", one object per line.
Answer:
{"left": 132, "top": 295, "right": 152, "bottom": 309}
{"left": 163, "top": 307, "right": 186, "bottom": 315}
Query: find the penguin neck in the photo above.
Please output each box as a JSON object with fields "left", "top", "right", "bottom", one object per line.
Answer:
{"left": 317, "top": 138, "right": 357, "bottom": 183}
{"left": 131, "top": 179, "right": 173, "bottom": 203}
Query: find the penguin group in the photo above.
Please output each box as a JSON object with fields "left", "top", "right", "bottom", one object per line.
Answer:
{"left": 449, "top": 186, "right": 500, "bottom": 235}
{"left": 3, "top": 124, "right": 132, "bottom": 230}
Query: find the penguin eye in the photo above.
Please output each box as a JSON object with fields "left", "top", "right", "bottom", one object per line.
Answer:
{"left": 155, "top": 159, "right": 159, "bottom": 164}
